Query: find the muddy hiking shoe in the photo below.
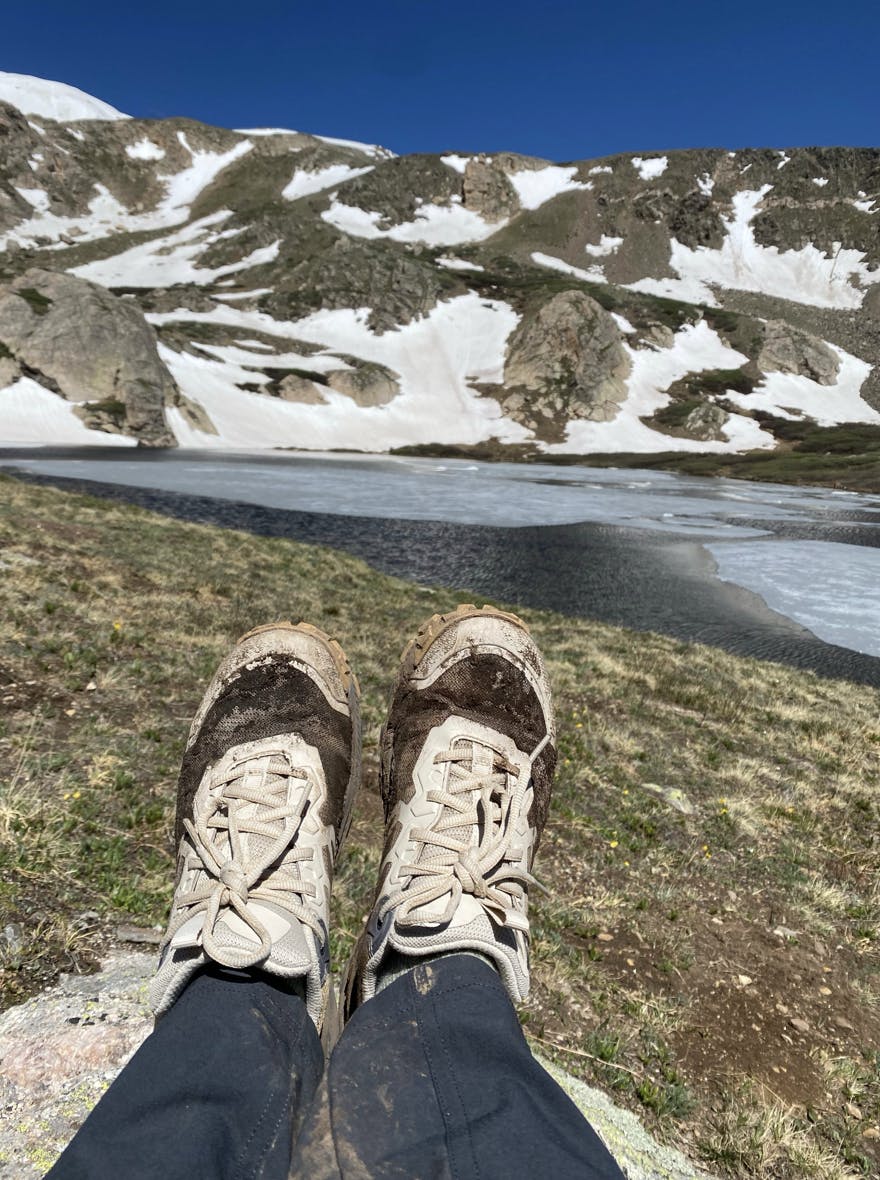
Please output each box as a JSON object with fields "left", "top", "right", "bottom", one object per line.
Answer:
{"left": 149, "top": 622, "right": 360, "bottom": 1033}
{"left": 343, "top": 604, "right": 556, "bottom": 1019}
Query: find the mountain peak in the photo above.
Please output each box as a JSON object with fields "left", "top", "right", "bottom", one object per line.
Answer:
{"left": 0, "top": 71, "right": 128, "bottom": 122}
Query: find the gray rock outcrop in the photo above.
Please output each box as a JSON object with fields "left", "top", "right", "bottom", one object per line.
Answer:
{"left": 681, "top": 402, "right": 728, "bottom": 441}
{"left": 326, "top": 361, "right": 399, "bottom": 406}
{"left": 756, "top": 320, "right": 841, "bottom": 385}
{"left": 502, "top": 290, "right": 632, "bottom": 440}
{"left": 0, "top": 269, "right": 177, "bottom": 446}
{"left": 0, "top": 952, "right": 713, "bottom": 1179}
{"left": 276, "top": 373, "right": 328, "bottom": 404}
{"left": 463, "top": 158, "right": 520, "bottom": 222}
{"left": 0, "top": 953, "right": 154, "bottom": 1178}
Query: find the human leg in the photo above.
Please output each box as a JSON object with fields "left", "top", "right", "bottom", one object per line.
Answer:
{"left": 294, "top": 954, "right": 623, "bottom": 1179}
{"left": 49, "top": 622, "right": 361, "bottom": 1180}
{"left": 48, "top": 967, "right": 324, "bottom": 1180}
{"left": 295, "top": 605, "right": 624, "bottom": 1179}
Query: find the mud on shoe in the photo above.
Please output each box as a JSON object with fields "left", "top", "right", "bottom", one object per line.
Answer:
{"left": 344, "top": 604, "right": 556, "bottom": 1017}
{"left": 150, "top": 622, "right": 360, "bottom": 1032}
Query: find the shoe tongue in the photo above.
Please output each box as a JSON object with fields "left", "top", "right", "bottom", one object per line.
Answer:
{"left": 404, "top": 740, "right": 497, "bottom": 925}
{"left": 421, "top": 738, "right": 495, "bottom": 859}
{"left": 220, "top": 755, "right": 293, "bottom": 868}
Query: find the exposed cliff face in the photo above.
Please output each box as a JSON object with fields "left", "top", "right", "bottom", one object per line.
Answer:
{"left": 0, "top": 73, "right": 878, "bottom": 453}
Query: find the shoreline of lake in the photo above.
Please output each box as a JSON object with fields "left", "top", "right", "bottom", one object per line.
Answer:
{"left": 6, "top": 466, "right": 879, "bottom": 688}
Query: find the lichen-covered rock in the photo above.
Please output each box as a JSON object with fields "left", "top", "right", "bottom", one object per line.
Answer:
{"left": 337, "top": 154, "right": 461, "bottom": 228}
{"left": 0, "top": 953, "right": 154, "bottom": 1178}
{"left": 502, "top": 290, "right": 631, "bottom": 440}
{"left": 166, "top": 388, "right": 218, "bottom": 435}
{"left": 681, "top": 401, "right": 728, "bottom": 441}
{"left": 638, "top": 322, "right": 676, "bottom": 350}
{"left": 0, "top": 353, "right": 18, "bottom": 387}
{"left": 536, "top": 1055, "right": 715, "bottom": 1180}
{"left": 463, "top": 158, "right": 520, "bottom": 222}
{"left": 757, "top": 320, "right": 840, "bottom": 385}
{"left": 326, "top": 360, "right": 399, "bottom": 406}
{"left": 0, "top": 269, "right": 177, "bottom": 445}
{"left": 276, "top": 373, "right": 328, "bottom": 404}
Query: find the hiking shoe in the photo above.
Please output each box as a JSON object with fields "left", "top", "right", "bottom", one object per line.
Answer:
{"left": 343, "top": 604, "right": 556, "bottom": 1017}
{"left": 150, "top": 622, "right": 360, "bottom": 1032}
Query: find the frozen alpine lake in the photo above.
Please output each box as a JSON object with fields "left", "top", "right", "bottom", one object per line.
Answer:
{"left": 3, "top": 447, "right": 879, "bottom": 675}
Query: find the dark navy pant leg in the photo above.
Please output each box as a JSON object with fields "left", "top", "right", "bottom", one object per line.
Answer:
{"left": 48, "top": 968, "right": 324, "bottom": 1180}
{"left": 292, "top": 955, "right": 625, "bottom": 1180}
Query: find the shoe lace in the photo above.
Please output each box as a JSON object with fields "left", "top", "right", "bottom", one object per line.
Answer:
{"left": 168, "top": 748, "right": 323, "bottom": 967}
{"left": 391, "top": 733, "right": 550, "bottom": 930}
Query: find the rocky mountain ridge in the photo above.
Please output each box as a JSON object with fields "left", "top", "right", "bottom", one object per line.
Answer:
{"left": 1, "top": 72, "right": 879, "bottom": 457}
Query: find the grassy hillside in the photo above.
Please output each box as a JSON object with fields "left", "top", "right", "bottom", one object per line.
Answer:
{"left": 0, "top": 474, "right": 878, "bottom": 1177}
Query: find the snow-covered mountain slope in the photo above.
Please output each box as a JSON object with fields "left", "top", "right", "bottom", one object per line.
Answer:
{"left": 1, "top": 74, "right": 879, "bottom": 456}
{"left": 0, "top": 72, "right": 128, "bottom": 121}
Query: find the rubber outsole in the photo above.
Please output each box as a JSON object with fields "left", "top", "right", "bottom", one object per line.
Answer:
{"left": 395, "top": 603, "right": 531, "bottom": 679}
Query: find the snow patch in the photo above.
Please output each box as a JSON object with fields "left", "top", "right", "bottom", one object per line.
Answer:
{"left": 164, "top": 134, "right": 252, "bottom": 212}
{"left": 629, "top": 187, "right": 880, "bottom": 310}
{"left": 72, "top": 211, "right": 280, "bottom": 287}
{"left": 632, "top": 156, "right": 668, "bottom": 180}
{"left": 213, "top": 288, "right": 274, "bottom": 301}
{"left": 322, "top": 199, "right": 505, "bottom": 246}
{"left": 505, "top": 165, "right": 591, "bottom": 210}
{"left": 0, "top": 71, "right": 128, "bottom": 122}
{"left": 777, "top": 152, "right": 791, "bottom": 170}
{"left": 126, "top": 138, "right": 166, "bottom": 161}
{"left": 611, "top": 313, "right": 636, "bottom": 334}
{"left": 0, "top": 377, "right": 137, "bottom": 446}
{"left": 436, "top": 255, "right": 485, "bottom": 271}
{"left": 726, "top": 345, "right": 879, "bottom": 427}
{"left": 625, "top": 274, "right": 719, "bottom": 306}
{"left": 151, "top": 294, "right": 528, "bottom": 451}
{"left": 313, "top": 134, "right": 395, "bottom": 159}
{"left": 531, "top": 251, "right": 606, "bottom": 283}
{"left": 584, "top": 235, "right": 623, "bottom": 258}
{"left": 589, "top": 165, "right": 613, "bottom": 175}
{"left": 190, "top": 341, "right": 345, "bottom": 374}
{"left": 235, "top": 127, "right": 300, "bottom": 137}
{"left": 441, "top": 155, "right": 470, "bottom": 174}
{"left": 812, "top": 177, "right": 829, "bottom": 187}
{"left": 14, "top": 187, "right": 50, "bottom": 213}
{"left": 697, "top": 173, "right": 714, "bottom": 195}
{"left": 282, "top": 164, "right": 373, "bottom": 201}
{"left": 1, "top": 139, "right": 253, "bottom": 253}
{"left": 547, "top": 320, "right": 774, "bottom": 455}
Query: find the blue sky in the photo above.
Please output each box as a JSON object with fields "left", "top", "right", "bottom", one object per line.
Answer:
{"left": 3, "top": 0, "right": 878, "bottom": 159}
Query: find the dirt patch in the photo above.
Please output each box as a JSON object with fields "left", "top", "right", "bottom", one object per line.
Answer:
{"left": 594, "top": 907, "right": 879, "bottom": 1108}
